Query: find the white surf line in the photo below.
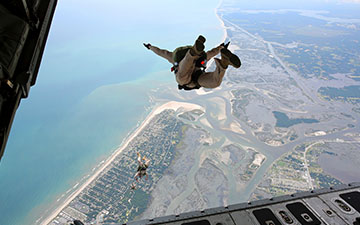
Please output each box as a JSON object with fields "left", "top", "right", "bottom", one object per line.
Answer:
{"left": 36, "top": 216, "right": 43, "bottom": 223}
{"left": 73, "top": 183, "right": 79, "bottom": 189}
{"left": 40, "top": 101, "right": 202, "bottom": 225}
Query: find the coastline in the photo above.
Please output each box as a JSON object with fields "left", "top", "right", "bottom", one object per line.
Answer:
{"left": 216, "top": 0, "right": 227, "bottom": 45}
{"left": 40, "top": 2, "right": 226, "bottom": 223}
{"left": 40, "top": 101, "right": 203, "bottom": 225}
{"left": 0, "top": 1, "right": 232, "bottom": 225}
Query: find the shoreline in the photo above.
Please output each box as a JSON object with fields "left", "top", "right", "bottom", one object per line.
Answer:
{"left": 40, "top": 101, "right": 203, "bottom": 225}
{"left": 40, "top": 2, "right": 226, "bottom": 223}
{"left": 216, "top": 0, "right": 227, "bottom": 44}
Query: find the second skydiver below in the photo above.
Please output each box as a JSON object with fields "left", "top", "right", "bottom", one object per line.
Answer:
{"left": 131, "top": 152, "right": 150, "bottom": 190}
{"left": 144, "top": 35, "right": 241, "bottom": 90}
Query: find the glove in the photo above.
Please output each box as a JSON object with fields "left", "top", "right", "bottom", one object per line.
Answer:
{"left": 221, "top": 41, "right": 230, "bottom": 49}
{"left": 143, "top": 43, "right": 151, "bottom": 49}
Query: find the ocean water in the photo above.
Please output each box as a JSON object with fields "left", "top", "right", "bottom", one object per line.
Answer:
{"left": 0, "top": 0, "right": 224, "bottom": 224}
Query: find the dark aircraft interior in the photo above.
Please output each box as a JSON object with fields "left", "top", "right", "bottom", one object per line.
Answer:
{"left": 0, "top": 0, "right": 57, "bottom": 160}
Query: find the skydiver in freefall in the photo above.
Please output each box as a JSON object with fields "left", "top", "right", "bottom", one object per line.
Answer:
{"left": 131, "top": 152, "right": 150, "bottom": 190}
{"left": 143, "top": 35, "right": 241, "bottom": 90}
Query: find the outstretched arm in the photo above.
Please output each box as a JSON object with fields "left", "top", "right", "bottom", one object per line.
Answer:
{"left": 144, "top": 43, "right": 174, "bottom": 64}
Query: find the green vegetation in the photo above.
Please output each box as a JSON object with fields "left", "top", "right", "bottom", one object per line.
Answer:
{"left": 318, "top": 85, "right": 360, "bottom": 104}
{"left": 277, "top": 161, "right": 286, "bottom": 168}
{"left": 231, "top": 89, "right": 255, "bottom": 119}
{"left": 306, "top": 145, "right": 342, "bottom": 188}
{"left": 295, "top": 144, "right": 306, "bottom": 152}
{"left": 176, "top": 125, "right": 189, "bottom": 149}
{"left": 254, "top": 141, "right": 344, "bottom": 200}
{"left": 311, "top": 172, "right": 342, "bottom": 188}
{"left": 289, "top": 133, "right": 298, "bottom": 141}
{"left": 66, "top": 110, "right": 188, "bottom": 224}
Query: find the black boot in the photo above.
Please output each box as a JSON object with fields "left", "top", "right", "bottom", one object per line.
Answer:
{"left": 190, "top": 35, "right": 206, "bottom": 56}
{"left": 220, "top": 48, "right": 241, "bottom": 69}
{"left": 197, "top": 35, "right": 206, "bottom": 44}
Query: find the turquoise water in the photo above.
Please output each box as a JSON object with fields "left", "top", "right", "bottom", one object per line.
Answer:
{"left": 0, "top": 0, "right": 224, "bottom": 224}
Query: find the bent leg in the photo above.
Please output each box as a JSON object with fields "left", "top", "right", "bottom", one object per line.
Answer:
{"left": 137, "top": 154, "right": 143, "bottom": 166}
{"left": 144, "top": 158, "right": 150, "bottom": 167}
{"left": 176, "top": 50, "right": 198, "bottom": 85}
{"left": 134, "top": 172, "right": 140, "bottom": 181}
{"left": 149, "top": 45, "right": 174, "bottom": 64}
{"left": 206, "top": 45, "right": 223, "bottom": 61}
{"left": 197, "top": 58, "right": 226, "bottom": 89}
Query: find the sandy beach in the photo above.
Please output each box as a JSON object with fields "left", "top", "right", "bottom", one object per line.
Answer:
{"left": 40, "top": 3, "right": 226, "bottom": 224}
{"left": 216, "top": 0, "right": 227, "bottom": 45}
{"left": 222, "top": 121, "right": 246, "bottom": 135}
{"left": 40, "top": 101, "right": 202, "bottom": 225}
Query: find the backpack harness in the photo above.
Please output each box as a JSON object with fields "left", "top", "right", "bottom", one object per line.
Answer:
{"left": 171, "top": 46, "right": 207, "bottom": 91}
{"left": 137, "top": 164, "right": 148, "bottom": 176}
